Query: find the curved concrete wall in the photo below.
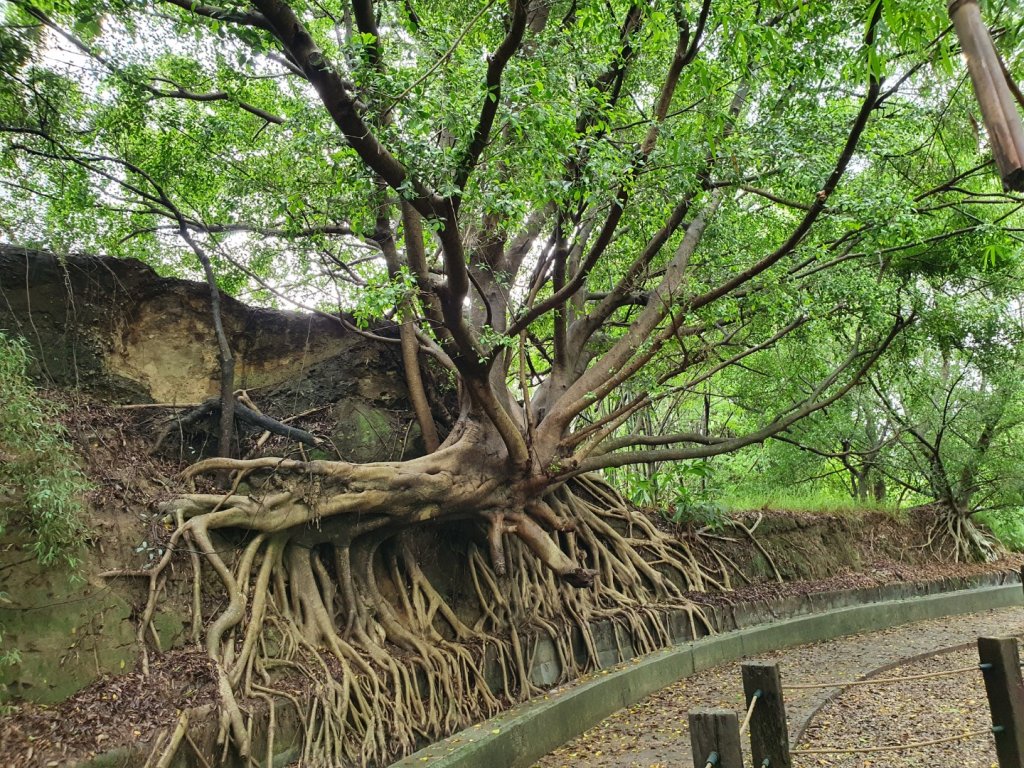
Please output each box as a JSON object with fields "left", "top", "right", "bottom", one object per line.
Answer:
{"left": 391, "top": 577, "right": 1023, "bottom": 768}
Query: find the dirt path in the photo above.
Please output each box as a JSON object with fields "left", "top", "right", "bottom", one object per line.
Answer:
{"left": 533, "top": 606, "right": 1024, "bottom": 768}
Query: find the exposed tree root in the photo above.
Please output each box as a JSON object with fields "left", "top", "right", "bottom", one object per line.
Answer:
{"left": 730, "top": 515, "right": 784, "bottom": 583}
{"left": 921, "top": 507, "right": 1000, "bottom": 564}
{"left": 151, "top": 711, "right": 190, "bottom": 768}
{"left": 108, "top": 450, "right": 738, "bottom": 767}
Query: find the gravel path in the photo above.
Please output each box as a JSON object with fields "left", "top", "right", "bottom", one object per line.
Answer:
{"left": 533, "top": 606, "right": 1024, "bottom": 768}
{"left": 794, "top": 646, "right": 996, "bottom": 767}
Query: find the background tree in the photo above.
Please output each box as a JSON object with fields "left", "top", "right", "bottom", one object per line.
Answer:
{"left": 867, "top": 293, "right": 1024, "bottom": 560}
{"left": 2, "top": 0, "right": 1024, "bottom": 763}
{"left": 701, "top": 263, "right": 1024, "bottom": 558}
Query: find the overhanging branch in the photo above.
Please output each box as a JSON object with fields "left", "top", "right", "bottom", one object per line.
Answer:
{"left": 565, "top": 314, "right": 911, "bottom": 476}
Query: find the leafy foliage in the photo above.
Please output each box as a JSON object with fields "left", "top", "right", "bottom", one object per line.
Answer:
{"left": 0, "top": 332, "right": 89, "bottom": 569}
{"left": 976, "top": 509, "right": 1024, "bottom": 552}
{"left": 1, "top": 0, "right": 1023, "bottom": 548}
{"left": 1, "top": 3, "right": 1024, "bottom": 762}
{"left": 0, "top": 620, "right": 20, "bottom": 710}
{"left": 610, "top": 460, "right": 729, "bottom": 527}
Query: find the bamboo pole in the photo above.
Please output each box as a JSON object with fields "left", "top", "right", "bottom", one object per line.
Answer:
{"left": 948, "top": 0, "right": 1024, "bottom": 191}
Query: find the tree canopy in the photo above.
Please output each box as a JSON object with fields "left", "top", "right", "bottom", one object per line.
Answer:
{"left": 2, "top": 0, "right": 1022, "bottom": 478}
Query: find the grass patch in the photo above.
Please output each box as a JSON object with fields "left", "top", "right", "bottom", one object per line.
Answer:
{"left": 720, "top": 487, "right": 902, "bottom": 518}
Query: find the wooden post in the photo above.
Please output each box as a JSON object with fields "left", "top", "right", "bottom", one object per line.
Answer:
{"left": 742, "top": 661, "right": 792, "bottom": 768}
{"left": 978, "top": 636, "right": 1024, "bottom": 768}
{"left": 948, "top": 0, "right": 1024, "bottom": 191}
{"left": 689, "top": 709, "right": 744, "bottom": 768}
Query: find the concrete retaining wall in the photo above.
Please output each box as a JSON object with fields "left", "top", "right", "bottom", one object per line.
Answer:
{"left": 76, "top": 571, "right": 1023, "bottom": 768}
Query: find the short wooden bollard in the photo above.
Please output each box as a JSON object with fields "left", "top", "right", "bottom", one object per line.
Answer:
{"left": 741, "top": 662, "right": 792, "bottom": 768}
{"left": 689, "top": 709, "right": 743, "bottom": 768}
{"left": 978, "top": 636, "right": 1024, "bottom": 768}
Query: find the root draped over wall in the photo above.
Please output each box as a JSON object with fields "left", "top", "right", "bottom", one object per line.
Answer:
{"left": 117, "top": 446, "right": 725, "bottom": 767}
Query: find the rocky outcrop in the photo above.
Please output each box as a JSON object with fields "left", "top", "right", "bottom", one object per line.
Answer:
{"left": 0, "top": 245, "right": 382, "bottom": 401}
{"left": 0, "top": 245, "right": 451, "bottom": 462}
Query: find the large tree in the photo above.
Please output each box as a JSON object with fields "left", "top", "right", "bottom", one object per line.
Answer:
{"left": 2, "top": 0, "right": 1024, "bottom": 764}
{"left": 745, "top": 279, "right": 1024, "bottom": 561}
{"left": 867, "top": 292, "right": 1024, "bottom": 560}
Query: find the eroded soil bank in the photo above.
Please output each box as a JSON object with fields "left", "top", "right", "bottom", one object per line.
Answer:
{"left": 3, "top": 464, "right": 1019, "bottom": 768}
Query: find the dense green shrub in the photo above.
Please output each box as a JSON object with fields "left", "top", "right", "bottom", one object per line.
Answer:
{"left": 976, "top": 509, "right": 1024, "bottom": 552}
{"left": 0, "top": 331, "right": 89, "bottom": 569}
